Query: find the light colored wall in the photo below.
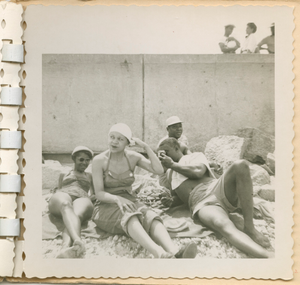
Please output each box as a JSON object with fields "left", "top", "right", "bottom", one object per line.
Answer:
{"left": 42, "top": 54, "right": 274, "bottom": 153}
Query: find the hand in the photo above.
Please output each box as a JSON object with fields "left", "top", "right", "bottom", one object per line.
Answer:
{"left": 132, "top": 137, "right": 147, "bottom": 149}
{"left": 115, "top": 196, "right": 137, "bottom": 214}
{"left": 161, "top": 196, "right": 173, "bottom": 208}
{"left": 215, "top": 165, "right": 223, "bottom": 175}
{"left": 160, "top": 153, "right": 174, "bottom": 168}
{"left": 89, "top": 194, "right": 97, "bottom": 203}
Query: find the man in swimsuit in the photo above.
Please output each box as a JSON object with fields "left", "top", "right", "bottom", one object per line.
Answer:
{"left": 158, "top": 138, "right": 274, "bottom": 258}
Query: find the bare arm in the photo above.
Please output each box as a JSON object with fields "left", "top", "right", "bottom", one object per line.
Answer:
{"left": 219, "top": 42, "right": 238, "bottom": 53}
{"left": 170, "top": 162, "right": 208, "bottom": 179}
{"left": 57, "top": 173, "right": 65, "bottom": 189}
{"left": 160, "top": 154, "right": 208, "bottom": 179}
{"left": 92, "top": 155, "right": 119, "bottom": 204}
{"left": 132, "top": 138, "right": 164, "bottom": 175}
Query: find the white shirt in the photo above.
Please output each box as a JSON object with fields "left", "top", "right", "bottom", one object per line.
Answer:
{"left": 168, "top": 152, "right": 216, "bottom": 190}
{"left": 241, "top": 34, "right": 257, "bottom": 53}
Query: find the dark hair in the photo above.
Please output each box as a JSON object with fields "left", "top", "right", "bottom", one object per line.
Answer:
{"left": 158, "top": 137, "right": 180, "bottom": 151}
{"left": 247, "top": 22, "right": 257, "bottom": 33}
{"left": 72, "top": 150, "right": 93, "bottom": 162}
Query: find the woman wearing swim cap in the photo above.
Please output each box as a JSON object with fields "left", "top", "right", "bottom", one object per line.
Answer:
{"left": 92, "top": 123, "right": 197, "bottom": 258}
{"left": 48, "top": 146, "right": 94, "bottom": 258}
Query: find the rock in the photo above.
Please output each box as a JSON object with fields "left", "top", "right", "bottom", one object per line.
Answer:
{"left": 189, "top": 142, "right": 205, "bottom": 153}
{"left": 267, "top": 153, "right": 275, "bottom": 174}
{"left": 235, "top": 128, "right": 275, "bottom": 164}
{"left": 260, "top": 164, "right": 274, "bottom": 176}
{"left": 248, "top": 163, "right": 270, "bottom": 187}
{"left": 258, "top": 185, "right": 275, "bottom": 202}
{"left": 204, "top": 136, "right": 247, "bottom": 169}
{"left": 42, "top": 160, "right": 72, "bottom": 189}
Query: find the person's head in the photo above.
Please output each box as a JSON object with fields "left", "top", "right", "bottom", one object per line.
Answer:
{"left": 224, "top": 24, "right": 235, "bottom": 36}
{"left": 158, "top": 138, "right": 183, "bottom": 162}
{"left": 108, "top": 123, "right": 132, "bottom": 153}
{"left": 166, "top": 116, "right": 183, "bottom": 140}
{"left": 71, "top": 146, "right": 93, "bottom": 173}
{"left": 270, "top": 23, "right": 275, "bottom": 36}
{"left": 246, "top": 23, "right": 257, "bottom": 35}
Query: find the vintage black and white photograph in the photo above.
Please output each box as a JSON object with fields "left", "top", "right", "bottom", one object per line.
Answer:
{"left": 23, "top": 4, "right": 294, "bottom": 279}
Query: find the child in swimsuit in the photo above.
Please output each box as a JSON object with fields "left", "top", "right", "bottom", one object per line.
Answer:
{"left": 92, "top": 123, "right": 197, "bottom": 258}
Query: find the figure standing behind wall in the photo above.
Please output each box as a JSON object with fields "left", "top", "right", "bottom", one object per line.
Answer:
{"left": 219, "top": 24, "right": 240, "bottom": 54}
{"left": 241, "top": 22, "right": 258, "bottom": 54}
{"left": 256, "top": 23, "right": 275, "bottom": 54}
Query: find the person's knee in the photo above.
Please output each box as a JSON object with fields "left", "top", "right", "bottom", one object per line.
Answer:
{"left": 79, "top": 202, "right": 94, "bottom": 221}
{"left": 232, "top": 159, "right": 250, "bottom": 175}
{"left": 212, "top": 217, "right": 233, "bottom": 236}
{"left": 60, "top": 200, "right": 73, "bottom": 212}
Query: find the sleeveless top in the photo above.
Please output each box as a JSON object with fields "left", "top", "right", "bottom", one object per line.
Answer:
{"left": 103, "top": 151, "right": 135, "bottom": 196}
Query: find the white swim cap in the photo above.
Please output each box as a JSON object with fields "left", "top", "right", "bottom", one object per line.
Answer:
{"left": 72, "top": 146, "right": 94, "bottom": 158}
{"left": 108, "top": 123, "right": 132, "bottom": 143}
{"left": 166, "top": 116, "right": 183, "bottom": 127}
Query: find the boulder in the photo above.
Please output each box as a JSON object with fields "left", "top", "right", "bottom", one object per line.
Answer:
{"left": 42, "top": 160, "right": 72, "bottom": 189}
{"left": 267, "top": 153, "right": 275, "bottom": 174}
{"left": 204, "top": 135, "right": 247, "bottom": 169}
{"left": 258, "top": 185, "right": 275, "bottom": 202}
{"left": 235, "top": 128, "right": 275, "bottom": 164}
{"left": 248, "top": 163, "right": 270, "bottom": 187}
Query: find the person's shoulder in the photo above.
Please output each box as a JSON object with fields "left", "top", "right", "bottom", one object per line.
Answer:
{"left": 126, "top": 149, "right": 142, "bottom": 160}
{"left": 93, "top": 150, "right": 109, "bottom": 163}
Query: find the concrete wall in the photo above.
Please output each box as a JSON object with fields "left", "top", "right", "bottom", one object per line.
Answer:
{"left": 42, "top": 54, "right": 274, "bottom": 153}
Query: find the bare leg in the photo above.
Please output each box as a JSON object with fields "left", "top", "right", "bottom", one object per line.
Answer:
{"left": 127, "top": 216, "right": 168, "bottom": 258}
{"left": 61, "top": 228, "right": 72, "bottom": 248}
{"left": 223, "top": 160, "right": 270, "bottom": 248}
{"left": 49, "top": 193, "right": 93, "bottom": 258}
{"left": 198, "top": 205, "right": 274, "bottom": 258}
{"left": 149, "top": 220, "right": 179, "bottom": 254}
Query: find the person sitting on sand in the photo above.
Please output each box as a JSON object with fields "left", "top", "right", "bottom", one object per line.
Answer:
{"left": 157, "top": 138, "right": 274, "bottom": 258}
{"left": 48, "top": 146, "right": 95, "bottom": 258}
{"left": 92, "top": 123, "right": 197, "bottom": 258}
{"left": 241, "top": 22, "right": 258, "bottom": 54}
{"left": 157, "top": 116, "right": 191, "bottom": 155}
{"left": 257, "top": 23, "right": 275, "bottom": 54}
{"left": 219, "top": 24, "right": 240, "bottom": 54}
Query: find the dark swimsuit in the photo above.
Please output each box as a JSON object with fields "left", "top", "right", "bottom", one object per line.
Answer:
{"left": 92, "top": 151, "right": 161, "bottom": 235}
{"left": 58, "top": 170, "right": 91, "bottom": 201}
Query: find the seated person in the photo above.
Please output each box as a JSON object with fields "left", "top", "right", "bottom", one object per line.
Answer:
{"left": 158, "top": 138, "right": 274, "bottom": 258}
{"left": 219, "top": 24, "right": 240, "bottom": 54}
{"left": 92, "top": 123, "right": 197, "bottom": 258}
{"left": 157, "top": 116, "right": 191, "bottom": 155}
{"left": 48, "top": 146, "right": 95, "bottom": 258}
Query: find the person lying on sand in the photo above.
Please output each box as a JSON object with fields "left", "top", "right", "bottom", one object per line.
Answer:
{"left": 48, "top": 146, "right": 94, "bottom": 258}
{"left": 92, "top": 123, "right": 197, "bottom": 258}
{"left": 158, "top": 138, "right": 274, "bottom": 258}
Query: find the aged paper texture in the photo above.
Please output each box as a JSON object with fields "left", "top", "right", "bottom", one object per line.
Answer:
{"left": 22, "top": 3, "right": 295, "bottom": 280}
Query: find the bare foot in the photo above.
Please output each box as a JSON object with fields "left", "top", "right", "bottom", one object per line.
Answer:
{"left": 244, "top": 227, "right": 271, "bottom": 248}
{"left": 56, "top": 247, "right": 78, "bottom": 258}
{"left": 73, "top": 239, "right": 86, "bottom": 258}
